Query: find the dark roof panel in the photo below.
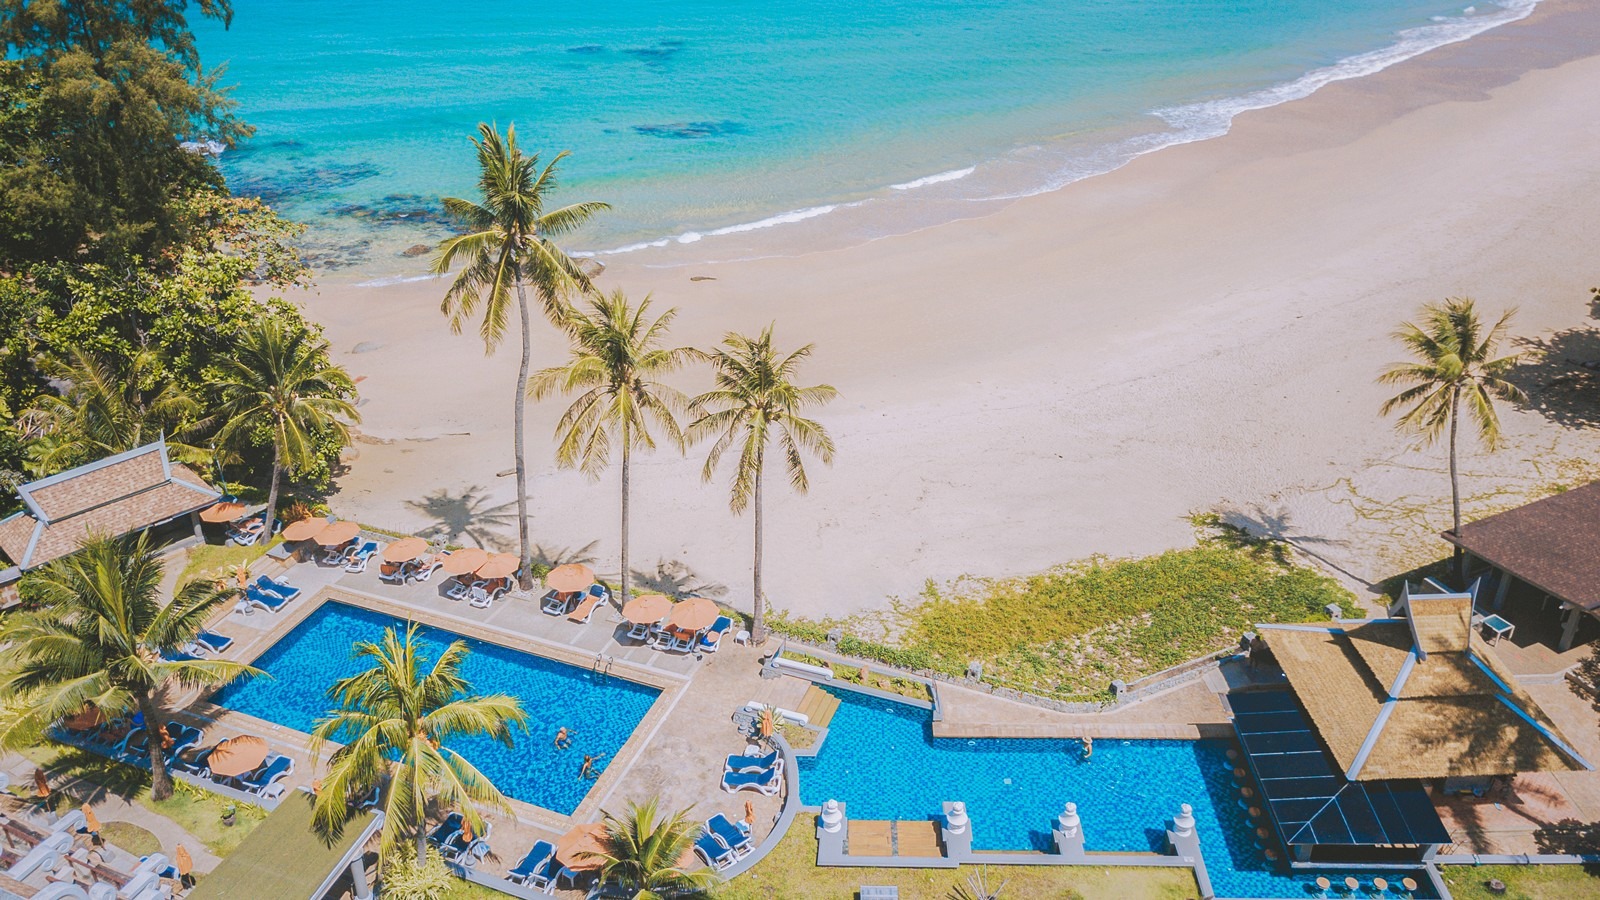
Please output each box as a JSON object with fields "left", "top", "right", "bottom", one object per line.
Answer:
{"left": 1444, "top": 480, "right": 1600, "bottom": 610}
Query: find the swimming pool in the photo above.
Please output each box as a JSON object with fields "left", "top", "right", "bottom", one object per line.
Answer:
{"left": 210, "top": 601, "right": 660, "bottom": 815}
{"left": 797, "top": 687, "right": 1435, "bottom": 899}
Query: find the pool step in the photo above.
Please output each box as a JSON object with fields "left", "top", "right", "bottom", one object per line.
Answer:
{"left": 844, "top": 820, "right": 945, "bottom": 859}
{"left": 796, "top": 684, "right": 842, "bottom": 729}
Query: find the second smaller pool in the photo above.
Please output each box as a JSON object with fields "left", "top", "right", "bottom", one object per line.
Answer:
{"left": 210, "top": 601, "right": 660, "bottom": 815}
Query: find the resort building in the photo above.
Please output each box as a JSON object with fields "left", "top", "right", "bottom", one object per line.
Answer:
{"left": 1241, "top": 586, "right": 1592, "bottom": 865}
{"left": 0, "top": 441, "right": 220, "bottom": 605}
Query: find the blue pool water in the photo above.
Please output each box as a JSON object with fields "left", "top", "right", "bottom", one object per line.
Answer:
{"left": 798, "top": 688, "right": 1435, "bottom": 899}
{"left": 194, "top": 1, "right": 1536, "bottom": 271}
{"left": 210, "top": 601, "right": 660, "bottom": 815}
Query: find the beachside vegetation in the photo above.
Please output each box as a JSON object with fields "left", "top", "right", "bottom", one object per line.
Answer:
{"left": 0, "top": 3, "right": 356, "bottom": 520}
{"left": 0, "top": 535, "right": 257, "bottom": 799}
{"left": 209, "top": 317, "right": 361, "bottom": 545}
{"left": 1379, "top": 297, "right": 1525, "bottom": 578}
{"left": 308, "top": 623, "right": 528, "bottom": 864}
{"left": 530, "top": 290, "right": 699, "bottom": 606}
{"left": 770, "top": 517, "right": 1354, "bottom": 701}
{"left": 433, "top": 123, "right": 609, "bottom": 589}
{"left": 593, "top": 797, "right": 719, "bottom": 898}
{"left": 380, "top": 849, "right": 459, "bottom": 900}
{"left": 715, "top": 820, "right": 1198, "bottom": 899}
{"left": 778, "top": 650, "right": 934, "bottom": 703}
{"left": 690, "top": 326, "right": 837, "bottom": 643}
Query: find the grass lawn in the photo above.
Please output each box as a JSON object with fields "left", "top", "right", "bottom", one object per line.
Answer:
{"left": 712, "top": 821, "right": 1199, "bottom": 900}
{"left": 178, "top": 540, "right": 274, "bottom": 584}
{"left": 1441, "top": 864, "right": 1600, "bottom": 899}
{"left": 771, "top": 517, "right": 1355, "bottom": 701}
{"left": 20, "top": 741, "right": 265, "bottom": 857}
{"left": 98, "top": 820, "right": 162, "bottom": 856}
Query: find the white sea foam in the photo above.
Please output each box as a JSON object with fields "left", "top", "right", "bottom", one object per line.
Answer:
{"left": 587, "top": 0, "right": 1539, "bottom": 255}
{"left": 890, "top": 166, "right": 977, "bottom": 190}
{"left": 356, "top": 272, "right": 441, "bottom": 287}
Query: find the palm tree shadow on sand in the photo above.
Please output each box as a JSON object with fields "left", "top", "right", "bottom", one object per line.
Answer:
{"left": 629, "top": 558, "right": 728, "bottom": 600}
{"left": 529, "top": 541, "right": 599, "bottom": 569}
{"left": 404, "top": 485, "right": 516, "bottom": 550}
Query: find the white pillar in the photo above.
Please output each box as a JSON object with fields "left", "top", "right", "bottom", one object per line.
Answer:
{"left": 1560, "top": 604, "right": 1584, "bottom": 652}
{"left": 1492, "top": 571, "right": 1511, "bottom": 611}
{"left": 349, "top": 855, "right": 372, "bottom": 900}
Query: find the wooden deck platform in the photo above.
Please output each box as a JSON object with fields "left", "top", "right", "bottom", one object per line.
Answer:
{"left": 845, "top": 820, "right": 946, "bottom": 859}
{"left": 796, "top": 684, "right": 842, "bottom": 729}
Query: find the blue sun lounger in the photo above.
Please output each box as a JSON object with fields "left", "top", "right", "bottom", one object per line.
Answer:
{"left": 705, "top": 813, "right": 754, "bottom": 858}
{"left": 253, "top": 575, "right": 300, "bottom": 601}
{"left": 725, "top": 750, "right": 779, "bottom": 773}
{"left": 693, "top": 831, "right": 736, "bottom": 870}
{"left": 427, "top": 812, "right": 464, "bottom": 850}
{"left": 238, "top": 754, "right": 294, "bottom": 797}
{"left": 195, "top": 630, "right": 233, "bottom": 654}
{"left": 721, "top": 766, "right": 782, "bottom": 795}
{"left": 508, "top": 840, "right": 556, "bottom": 886}
{"left": 161, "top": 648, "right": 201, "bottom": 662}
{"left": 244, "top": 585, "right": 291, "bottom": 612}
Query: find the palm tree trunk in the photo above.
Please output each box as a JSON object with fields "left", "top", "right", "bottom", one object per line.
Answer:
{"left": 1449, "top": 387, "right": 1464, "bottom": 582}
{"left": 620, "top": 421, "right": 631, "bottom": 607}
{"left": 513, "top": 282, "right": 534, "bottom": 590}
{"left": 416, "top": 820, "right": 428, "bottom": 866}
{"left": 752, "top": 445, "right": 766, "bottom": 645}
{"left": 262, "top": 439, "right": 283, "bottom": 549}
{"left": 138, "top": 694, "right": 174, "bottom": 801}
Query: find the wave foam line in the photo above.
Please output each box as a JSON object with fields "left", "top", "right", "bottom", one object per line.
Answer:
{"left": 890, "top": 166, "right": 977, "bottom": 190}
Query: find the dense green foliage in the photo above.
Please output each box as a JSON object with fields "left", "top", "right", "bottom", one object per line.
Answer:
{"left": 594, "top": 798, "right": 718, "bottom": 899}
{"left": 0, "top": 2, "right": 353, "bottom": 527}
{"left": 772, "top": 519, "right": 1355, "bottom": 701}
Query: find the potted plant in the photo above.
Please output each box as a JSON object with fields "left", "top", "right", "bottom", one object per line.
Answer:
{"left": 221, "top": 803, "right": 237, "bottom": 827}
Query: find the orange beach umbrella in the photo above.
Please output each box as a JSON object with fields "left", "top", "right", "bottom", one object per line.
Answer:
{"left": 382, "top": 537, "right": 429, "bottom": 563}
{"left": 667, "top": 596, "right": 719, "bottom": 632}
{"left": 63, "top": 707, "right": 105, "bottom": 732}
{"left": 81, "top": 804, "right": 102, "bottom": 834}
{"left": 33, "top": 768, "right": 49, "bottom": 798}
{"left": 316, "top": 520, "right": 361, "bottom": 546}
{"left": 199, "top": 501, "right": 247, "bottom": 523}
{"left": 475, "top": 553, "right": 520, "bottom": 579}
{"left": 546, "top": 563, "right": 594, "bottom": 594}
{"left": 440, "top": 547, "right": 488, "bottom": 575}
{"left": 554, "top": 823, "right": 608, "bottom": 871}
{"left": 174, "top": 845, "right": 193, "bottom": 877}
{"left": 281, "top": 518, "right": 329, "bottom": 542}
{"left": 622, "top": 594, "right": 671, "bottom": 624}
{"left": 206, "top": 735, "right": 268, "bottom": 777}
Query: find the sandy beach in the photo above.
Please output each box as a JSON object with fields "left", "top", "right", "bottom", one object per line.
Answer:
{"left": 291, "top": 0, "right": 1600, "bottom": 620}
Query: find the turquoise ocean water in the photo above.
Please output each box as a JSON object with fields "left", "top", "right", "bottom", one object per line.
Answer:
{"left": 195, "top": 0, "right": 1535, "bottom": 275}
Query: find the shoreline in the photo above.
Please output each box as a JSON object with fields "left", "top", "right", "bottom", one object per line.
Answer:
{"left": 294, "top": 0, "right": 1600, "bottom": 619}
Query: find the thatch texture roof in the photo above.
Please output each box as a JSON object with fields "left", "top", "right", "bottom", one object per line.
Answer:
{"left": 1444, "top": 480, "right": 1600, "bottom": 611}
{"left": 1265, "top": 614, "right": 1585, "bottom": 780}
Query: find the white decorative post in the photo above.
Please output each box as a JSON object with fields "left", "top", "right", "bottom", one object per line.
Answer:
{"left": 1053, "top": 801, "right": 1086, "bottom": 860}
{"left": 1173, "top": 803, "right": 1195, "bottom": 837}
{"left": 820, "top": 799, "right": 844, "bottom": 833}
{"left": 941, "top": 801, "right": 973, "bottom": 860}
{"left": 945, "top": 801, "right": 969, "bottom": 834}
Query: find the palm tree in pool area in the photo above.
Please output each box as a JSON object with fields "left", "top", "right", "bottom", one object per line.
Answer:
{"left": 1379, "top": 297, "right": 1525, "bottom": 579}
{"left": 0, "top": 535, "right": 256, "bottom": 800}
{"left": 689, "top": 326, "right": 836, "bottom": 643}
{"left": 209, "top": 318, "right": 359, "bottom": 548}
{"left": 433, "top": 123, "right": 609, "bottom": 589}
{"left": 591, "top": 798, "right": 718, "bottom": 899}
{"left": 308, "top": 624, "right": 528, "bottom": 865}
{"left": 23, "top": 348, "right": 203, "bottom": 476}
{"left": 529, "top": 290, "right": 700, "bottom": 607}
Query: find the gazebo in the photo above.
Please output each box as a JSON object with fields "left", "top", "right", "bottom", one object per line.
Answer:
{"left": 1442, "top": 480, "right": 1600, "bottom": 651}
{"left": 1236, "top": 589, "right": 1591, "bottom": 863}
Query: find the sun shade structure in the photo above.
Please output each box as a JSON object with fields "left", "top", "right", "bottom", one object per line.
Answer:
{"left": 315, "top": 520, "right": 361, "bottom": 546}
{"left": 622, "top": 593, "right": 672, "bottom": 624}
{"left": 205, "top": 735, "right": 269, "bottom": 777}
{"left": 1231, "top": 689, "right": 1449, "bottom": 852}
{"left": 0, "top": 440, "right": 219, "bottom": 571}
{"left": 475, "top": 553, "right": 519, "bottom": 579}
{"left": 1443, "top": 480, "right": 1600, "bottom": 612}
{"left": 555, "top": 823, "right": 607, "bottom": 870}
{"left": 199, "top": 501, "right": 247, "bottom": 523}
{"left": 546, "top": 562, "right": 595, "bottom": 593}
{"left": 667, "top": 596, "right": 720, "bottom": 631}
{"left": 281, "top": 517, "right": 330, "bottom": 542}
{"left": 187, "top": 793, "right": 379, "bottom": 900}
{"left": 440, "top": 547, "right": 489, "bottom": 575}
{"left": 382, "top": 537, "right": 428, "bottom": 563}
{"left": 1258, "top": 591, "right": 1590, "bottom": 782}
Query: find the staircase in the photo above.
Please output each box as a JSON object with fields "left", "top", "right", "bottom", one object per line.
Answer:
{"left": 796, "top": 684, "right": 841, "bottom": 729}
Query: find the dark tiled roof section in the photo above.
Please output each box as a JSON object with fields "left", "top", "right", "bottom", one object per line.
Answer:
{"left": 15, "top": 481, "right": 216, "bottom": 567}
{"left": 1444, "top": 481, "right": 1600, "bottom": 611}
{"left": 25, "top": 447, "right": 168, "bottom": 521}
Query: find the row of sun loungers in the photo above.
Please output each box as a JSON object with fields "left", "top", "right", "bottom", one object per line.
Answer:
{"left": 694, "top": 812, "right": 754, "bottom": 870}
{"left": 541, "top": 584, "right": 610, "bottom": 619}
{"left": 238, "top": 574, "right": 300, "bottom": 613}
{"left": 624, "top": 615, "right": 734, "bottom": 655}
{"left": 721, "top": 751, "right": 783, "bottom": 796}
{"left": 507, "top": 838, "right": 563, "bottom": 891}
{"left": 225, "top": 516, "right": 279, "bottom": 546}
{"left": 426, "top": 812, "right": 493, "bottom": 868}
{"left": 379, "top": 556, "right": 444, "bottom": 584}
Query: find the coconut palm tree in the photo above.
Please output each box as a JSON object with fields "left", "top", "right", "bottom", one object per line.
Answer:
{"left": 308, "top": 624, "right": 528, "bottom": 865}
{"left": 590, "top": 798, "right": 718, "bottom": 899}
{"left": 23, "top": 348, "right": 203, "bottom": 475}
{"left": 1379, "top": 297, "right": 1526, "bottom": 578}
{"left": 528, "top": 290, "right": 699, "bottom": 606}
{"left": 433, "top": 124, "right": 609, "bottom": 589}
{"left": 689, "top": 326, "right": 836, "bottom": 643}
{"left": 209, "top": 318, "right": 359, "bottom": 548}
{"left": 0, "top": 535, "right": 256, "bottom": 800}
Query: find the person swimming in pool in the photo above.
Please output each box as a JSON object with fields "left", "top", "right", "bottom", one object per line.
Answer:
{"left": 1082, "top": 735, "right": 1093, "bottom": 760}
{"left": 554, "top": 727, "right": 573, "bottom": 750}
{"left": 580, "top": 754, "right": 605, "bottom": 780}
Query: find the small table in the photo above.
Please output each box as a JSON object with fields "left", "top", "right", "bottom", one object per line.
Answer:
{"left": 1481, "top": 614, "right": 1515, "bottom": 645}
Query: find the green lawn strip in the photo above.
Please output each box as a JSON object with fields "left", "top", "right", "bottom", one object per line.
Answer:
{"left": 772, "top": 518, "right": 1355, "bottom": 701}
{"left": 714, "top": 821, "right": 1198, "bottom": 900}
{"left": 97, "top": 820, "right": 162, "bottom": 856}
{"left": 1441, "top": 864, "right": 1600, "bottom": 900}
{"left": 18, "top": 741, "right": 265, "bottom": 857}
{"left": 178, "top": 541, "right": 273, "bottom": 584}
